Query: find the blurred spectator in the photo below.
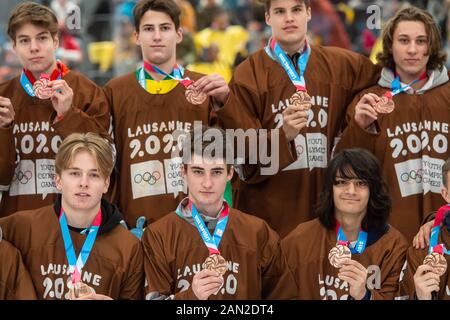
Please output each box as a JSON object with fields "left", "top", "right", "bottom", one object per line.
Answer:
{"left": 194, "top": 9, "right": 248, "bottom": 67}
{"left": 50, "top": 0, "right": 83, "bottom": 69}
{"left": 177, "top": 32, "right": 196, "bottom": 66}
{"left": 309, "top": 0, "right": 352, "bottom": 49}
{"left": 0, "top": 0, "right": 445, "bottom": 84}
{"left": 196, "top": 0, "right": 222, "bottom": 31}
{"left": 175, "top": 0, "right": 196, "bottom": 33}
{"left": 112, "top": 0, "right": 140, "bottom": 76}
{"left": 57, "top": 27, "right": 83, "bottom": 69}
{"left": 174, "top": 0, "right": 197, "bottom": 65}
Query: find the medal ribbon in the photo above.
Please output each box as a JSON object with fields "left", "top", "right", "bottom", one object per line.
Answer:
{"left": 59, "top": 208, "right": 102, "bottom": 283}
{"left": 265, "top": 38, "right": 311, "bottom": 92}
{"left": 181, "top": 201, "right": 230, "bottom": 255}
{"left": 20, "top": 61, "right": 68, "bottom": 97}
{"left": 336, "top": 223, "right": 368, "bottom": 254}
{"left": 137, "top": 61, "right": 192, "bottom": 91}
{"left": 428, "top": 204, "right": 450, "bottom": 255}
{"left": 385, "top": 72, "right": 427, "bottom": 99}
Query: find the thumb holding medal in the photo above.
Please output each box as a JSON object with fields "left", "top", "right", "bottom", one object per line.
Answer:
{"left": 48, "top": 79, "right": 74, "bottom": 121}
{"left": 412, "top": 204, "right": 450, "bottom": 299}
{"left": 191, "top": 268, "right": 224, "bottom": 300}
{"left": 282, "top": 95, "right": 309, "bottom": 142}
{"left": 337, "top": 259, "right": 369, "bottom": 300}
{"left": 354, "top": 93, "right": 381, "bottom": 130}
{"left": 188, "top": 73, "right": 230, "bottom": 106}
{"left": 0, "top": 96, "right": 15, "bottom": 128}
{"left": 413, "top": 264, "right": 441, "bottom": 300}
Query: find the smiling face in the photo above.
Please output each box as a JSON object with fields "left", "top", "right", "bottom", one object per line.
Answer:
{"left": 135, "top": 9, "right": 182, "bottom": 66}
{"left": 392, "top": 20, "right": 430, "bottom": 82}
{"left": 333, "top": 170, "right": 370, "bottom": 219}
{"left": 55, "top": 151, "right": 109, "bottom": 214}
{"left": 12, "top": 23, "right": 58, "bottom": 76}
{"left": 265, "top": 0, "right": 311, "bottom": 54}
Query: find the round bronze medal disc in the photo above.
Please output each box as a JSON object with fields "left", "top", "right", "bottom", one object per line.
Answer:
{"left": 203, "top": 254, "right": 227, "bottom": 276}
{"left": 289, "top": 91, "right": 311, "bottom": 111}
{"left": 423, "top": 252, "right": 448, "bottom": 276}
{"left": 185, "top": 85, "right": 207, "bottom": 105}
{"left": 33, "top": 77, "right": 52, "bottom": 100}
{"left": 374, "top": 96, "right": 395, "bottom": 114}
{"left": 328, "top": 243, "right": 352, "bottom": 268}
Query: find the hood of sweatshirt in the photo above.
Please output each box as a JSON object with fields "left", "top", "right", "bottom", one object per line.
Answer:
{"left": 378, "top": 67, "right": 449, "bottom": 94}
{"left": 175, "top": 197, "right": 229, "bottom": 231}
{"left": 53, "top": 195, "right": 124, "bottom": 235}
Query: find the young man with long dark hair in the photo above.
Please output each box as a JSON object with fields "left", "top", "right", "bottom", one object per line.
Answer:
{"left": 282, "top": 149, "right": 408, "bottom": 300}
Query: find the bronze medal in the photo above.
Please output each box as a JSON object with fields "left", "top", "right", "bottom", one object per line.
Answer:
{"left": 374, "top": 95, "right": 395, "bottom": 114}
{"left": 423, "top": 252, "right": 447, "bottom": 276}
{"left": 185, "top": 84, "right": 207, "bottom": 105}
{"left": 289, "top": 90, "right": 311, "bottom": 111}
{"left": 328, "top": 243, "right": 352, "bottom": 268}
{"left": 70, "top": 281, "right": 95, "bottom": 299}
{"left": 33, "top": 75, "right": 52, "bottom": 100}
{"left": 203, "top": 254, "right": 227, "bottom": 276}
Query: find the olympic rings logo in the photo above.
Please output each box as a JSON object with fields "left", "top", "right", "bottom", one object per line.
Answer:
{"left": 400, "top": 169, "right": 423, "bottom": 184}
{"left": 12, "top": 170, "right": 33, "bottom": 184}
{"left": 134, "top": 171, "right": 161, "bottom": 186}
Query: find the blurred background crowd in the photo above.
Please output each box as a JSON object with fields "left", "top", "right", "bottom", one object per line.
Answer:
{"left": 0, "top": 0, "right": 449, "bottom": 85}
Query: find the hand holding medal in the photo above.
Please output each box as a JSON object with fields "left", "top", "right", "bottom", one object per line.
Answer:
{"left": 177, "top": 201, "right": 230, "bottom": 299}
{"left": 373, "top": 72, "right": 427, "bottom": 115}
{"left": 373, "top": 92, "right": 395, "bottom": 114}
{"left": 266, "top": 38, "right": 312, "bottom": 141}
{"left": 141, "top": 61, "right": 209, "bottom": 105}
{"left": 423, "top": 250, "right": 447, "bottom": 276}
{"left": 33, "top": 74, "right": 52, "bottom": 100}
{"left": 329, "top": 224, "right": 370, "bottom": 300}
{"left": 59, "top": 208, "right": 102, "bottom": 301}
{"left": 187, "top": 74, "right": 230, "bottom": 105}
{"left": 0, "top": 96, "right": 15, "bottom": 128}
{"left": 185, "top": 84, "right": 207, "bottom": 105}
{"left": 20, "top": 62, "right": 71, "bottom": 105}
{"left": 329, "top": 224, "right": 367, "bottom": 268}
{"left": 69, "top": 281, "right": 96, "bottom": 300}
{"left": 289, "top": 90, "right": 312, "bottom": 111}
{"left": 203, "top": 253, "right": 227, "bottom": 276}
{"left": 421, "top": 204, "right": 450, "bottom": 276}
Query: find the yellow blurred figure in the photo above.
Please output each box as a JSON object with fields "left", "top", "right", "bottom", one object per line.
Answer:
{"left": 194, "top": 25, "right": 249, "bottom": 67}
{"left": 187, "top": 60, "right": 232, "bottom": 83}
{"left": 369, "top": 37, "right": 383, "bottom": 65}
{"left": 193, "top": 10, "right": 249, "bottom": 68}
{"left": 88, "top": 41, "right": 116, "bottom": 73}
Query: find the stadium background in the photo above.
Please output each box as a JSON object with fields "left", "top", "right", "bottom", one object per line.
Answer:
{"left": 0, "top": 0, "right": 448, "bottom": 87}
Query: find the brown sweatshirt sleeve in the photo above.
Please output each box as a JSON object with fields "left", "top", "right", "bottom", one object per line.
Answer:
{"left": 0, "top": 215, "right": 21, "bottom": 245}
{"left": 0, "top": 126, "right": 16, "bottom": 190}
{"left": 350, "top": 55, "right": 381, "bottom": 97}
{"left": 119, "top": 240, "right": 144, "bottom": 300}
{"left": 398, "top": 246, "right": 426, "bottom": 300}
{"left": 52, "top": 78, "right": 111, "bottom": 138}
{"left": 334, "top": 93, "right": 379, "bottom": 154}
{"left": 422, "top": 211, "right": 436, "bottom": 225}
{"left": 1, "top": 240, "right": 37, "bottom": 300}
{"left": 260, "top": 223, "right": 298, "bottom": 300}
{"left": 371, "top": 235, "right": 408, "bottom": 300}
{"left": 142, "top": 228, "right": 187, "bottom": 300}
